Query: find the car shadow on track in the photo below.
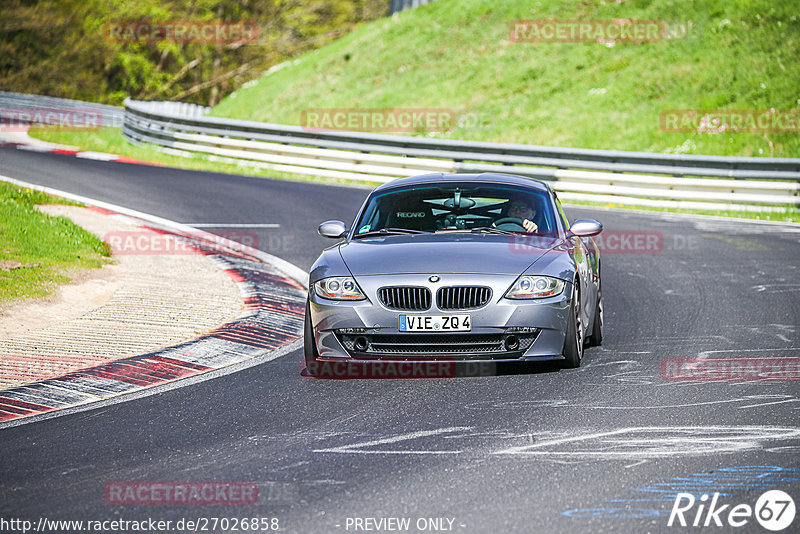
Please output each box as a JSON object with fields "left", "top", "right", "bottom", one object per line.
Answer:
{"left": 301, "top": 359, "right": 564, "bottom": 379}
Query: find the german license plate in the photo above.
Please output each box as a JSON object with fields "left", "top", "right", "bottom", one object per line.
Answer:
{"left": 399, "top": 314, "right": 471, "bottom": 332}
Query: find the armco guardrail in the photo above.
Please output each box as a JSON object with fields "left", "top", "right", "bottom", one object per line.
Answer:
{"left": 390, "top": 0, "right": 439, "bottom": 15}
{"left": 0, "top": 91, "right": 124, "bottom": 127}
{"left": 122, "top": 98, "right": 800, "bottom": 212}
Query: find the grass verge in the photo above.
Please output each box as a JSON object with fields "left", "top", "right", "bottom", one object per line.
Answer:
{"left": 0, "top": 181, "right": 112, "bottom": 305}
{"left": 211, "top": 0, "right": 800, "bottom": 158}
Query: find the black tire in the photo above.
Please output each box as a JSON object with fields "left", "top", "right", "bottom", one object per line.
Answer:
{"left": 586, "top": 281, "right": 603, "bottom": 347}
{"left": 304, "top": 300, "right": 320, "bottom": 376}
{"left": 561, "top": 282, "right": 583, "bottom": 368}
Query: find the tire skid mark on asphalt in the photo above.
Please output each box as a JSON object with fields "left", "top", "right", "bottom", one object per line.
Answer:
{"left": 696, "top": 347, "right": 800, "bottom": 360}
{"left": 460, "top": 394, "right": 800, "bottom": 411}
{"left": 494, "top": 426, "right": 800, "bottom": 457}
{"left": 0, "top": 219, "right": 306, "bottom": 427}
{"left": 584, "top": 344, "right": 800, "bottom": 386}
{"left": 311, "top": 426, "right": 800, "bottom": 458}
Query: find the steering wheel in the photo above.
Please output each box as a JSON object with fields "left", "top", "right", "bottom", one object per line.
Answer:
{"left": 493, "top": 217, "right": 526, "bottom": 230}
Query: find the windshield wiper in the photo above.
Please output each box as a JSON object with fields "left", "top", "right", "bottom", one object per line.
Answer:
{"left": 353, "top": 227, "right": 429, "bottom": 238}
{"left": 468, "top": 226, "right": 518, "bottom": 235}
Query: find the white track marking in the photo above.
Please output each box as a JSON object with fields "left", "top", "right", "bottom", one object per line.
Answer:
{"left": 15, "top": 145, "right": 53, "bottom": 152}
{"left": 75, "top": 151, "right": 119, "bottom": 161}
{"left": 493, "top": 426, "right": 800, "bottom": 457}
{"left": 313, "top": 427, "right": 471, "bottom": 455}
{"left": 182, "top": 223, "right": 281, "bottom": 228}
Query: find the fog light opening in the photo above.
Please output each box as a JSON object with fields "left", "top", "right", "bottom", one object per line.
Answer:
{"left": 505, "top": 335, "right": 520, "bottom": 351}
{"left": 354, "top": 336, "right": 369, "bottom": 352}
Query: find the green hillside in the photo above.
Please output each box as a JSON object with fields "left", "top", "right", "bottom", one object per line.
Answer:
{"left": 211, "top": 0, "right": 800, "bottom": 157}
{"left": 1, "top": 0, "right": 387, "bottom": 106}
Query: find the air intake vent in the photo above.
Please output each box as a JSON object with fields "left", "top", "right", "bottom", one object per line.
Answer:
{"left": 437, "top": 286, "right": 492, "bottom": 310}
{"left": 335, "top": 331, "right": 540, "bottom": 359}
{"left": 378, "top": 286, "right": 431, "bottom": 311}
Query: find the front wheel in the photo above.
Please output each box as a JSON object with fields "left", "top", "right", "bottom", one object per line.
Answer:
{"left": 303, "top": 300, "right": 320, "bottom": 376}
{"left": 586, "top": 282, "right": 603, "bottom": 347}
{"left": 561, "top": 282, "right": 583, "bottom": 368}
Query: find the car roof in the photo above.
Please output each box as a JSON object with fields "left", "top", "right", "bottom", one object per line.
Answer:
{"left": 373, "top": 173, "right": 553, "bottom": 193}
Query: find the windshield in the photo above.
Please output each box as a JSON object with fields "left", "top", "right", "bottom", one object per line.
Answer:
{"left": 353, "top": 182, "right": 557, "bottom": 237}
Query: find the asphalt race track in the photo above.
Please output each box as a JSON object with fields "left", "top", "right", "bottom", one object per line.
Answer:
{"left": 1, "top": 146, "right": 799, "bottom": 533}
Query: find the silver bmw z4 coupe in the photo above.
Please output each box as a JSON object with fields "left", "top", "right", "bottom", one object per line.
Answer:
{"left": 304, "top": 173, "right": 603, "bottom": 377}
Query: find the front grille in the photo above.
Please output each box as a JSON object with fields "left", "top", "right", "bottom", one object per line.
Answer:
{"left": 437, "top": 286, "right": 492, "bottom": 310}
{"left": 336, "top": 331, "right": 539, "bottom": 360}
{"left": 378, "top": 286, "right": 431, "bottom": 311}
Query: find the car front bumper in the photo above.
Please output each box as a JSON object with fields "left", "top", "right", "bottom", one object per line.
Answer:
{"left": 308, "top": 274, "right": 573, "bottom": 363}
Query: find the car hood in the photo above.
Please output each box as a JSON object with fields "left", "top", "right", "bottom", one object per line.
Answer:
{"left": 339, "top": 233, "right": 560, "bottom": 276}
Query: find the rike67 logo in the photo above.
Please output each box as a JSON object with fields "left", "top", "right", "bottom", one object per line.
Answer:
{"left": 668, "top": 490, "right": 795, "bottom": 531}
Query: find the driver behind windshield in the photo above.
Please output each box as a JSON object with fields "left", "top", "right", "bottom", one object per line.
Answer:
{"left": 496, "top": 197, "right": 538, "bottom": 233}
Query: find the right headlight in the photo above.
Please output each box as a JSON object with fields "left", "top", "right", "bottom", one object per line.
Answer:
{"left": 505, "top": 276, "right": 566, "bottom": 299}
{"left": 314, "top": 276, "right": 366, "bottom": 300}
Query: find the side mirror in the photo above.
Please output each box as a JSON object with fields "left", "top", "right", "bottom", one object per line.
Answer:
{"left": 318, "top": 220, "right": 348, "bottom": 238}
{"left": 569, "top": 219, "right": 603, "bottom": 237}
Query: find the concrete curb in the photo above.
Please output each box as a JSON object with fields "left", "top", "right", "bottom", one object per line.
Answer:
{"left": 0, "top": 177, "right": 308, "bottom": 429}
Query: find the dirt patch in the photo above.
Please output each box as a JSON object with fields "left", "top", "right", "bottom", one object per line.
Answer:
{"left": 0, "top": 205, "right": 243, "bottom": 389}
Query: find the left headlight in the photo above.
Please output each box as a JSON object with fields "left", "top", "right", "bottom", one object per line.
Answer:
{"left": 314, "top": 276, "right": 366, "bottom": 300}
{"left": 505, "top": 275, "right": 566, "bottom": 299}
